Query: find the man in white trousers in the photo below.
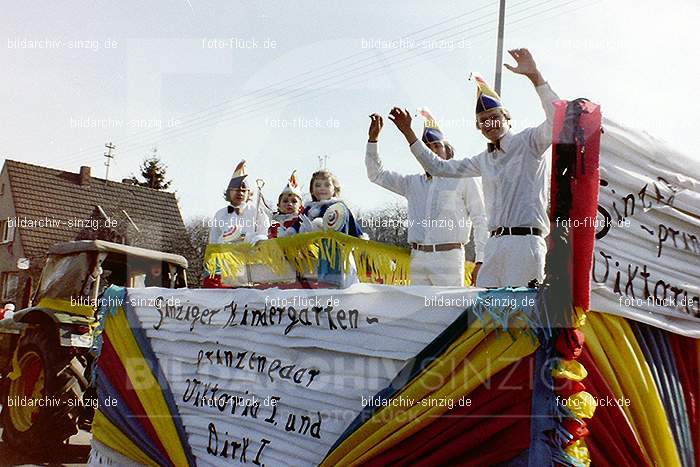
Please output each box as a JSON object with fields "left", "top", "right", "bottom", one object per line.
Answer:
{"left": 388, "top": 48, "right": 559, "bottom": 288}
{"left": 365, "top": 109, "right": 488, "bottom": 286}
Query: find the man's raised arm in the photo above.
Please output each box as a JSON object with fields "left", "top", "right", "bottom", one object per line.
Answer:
{"left": 529, "top": 82, "right": 560, "bottom": 156}
{"left": 504, "top": 48, "right": 560, "bottom": 156}
{"left": 365, "top": 113, "right": 409, "bottom": 196}
{"left": 388, "top": 107, "right": 481, "bottom": 178}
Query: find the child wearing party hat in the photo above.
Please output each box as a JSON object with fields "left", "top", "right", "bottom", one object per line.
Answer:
{"left": 208, "top": 160, "right": 270, "bottom": 245}
{"left": 204, "top": 160, "right": 271, "bottom": 287}
{"left": 268, "top": 170, "right": 303, "bottom": 238}
{"left": 389, "top": 48, "right": 560, "bottom": 288}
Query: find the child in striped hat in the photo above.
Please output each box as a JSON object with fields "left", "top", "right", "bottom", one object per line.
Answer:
{"left": 209, "top": 160, "right": 270, "bottom": 244}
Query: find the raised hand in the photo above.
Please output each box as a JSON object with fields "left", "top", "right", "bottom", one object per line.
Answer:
{"left": 387, "top": 107, "right": 418, "bottom": 145}
{"left": 504, "top": 48, "right": 544, "bottom": 85}
{"left": 368, "top": 113, "right": 383, "bottom": 142}
{"left": 388, "top": 107, "right": 412, "bottom": 133}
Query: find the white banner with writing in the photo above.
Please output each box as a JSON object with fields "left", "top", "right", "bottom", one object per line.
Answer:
{"left": 125, "top": 285, "right": 487, "bottom": 466}
{"left": 591, "top": 117, "right": 700, "bottom": 337}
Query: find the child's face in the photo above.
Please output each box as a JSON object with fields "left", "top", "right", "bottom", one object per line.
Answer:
{"left": 312, "top": 177, "right": 334, "bottom": 201}
{"left": 278, "top": 193, "right": 302, "bottom": 214}
{"left": 228, "top": 187, "right": 249, "bottom": 206}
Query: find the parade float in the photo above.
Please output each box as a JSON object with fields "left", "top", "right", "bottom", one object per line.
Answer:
{"left": 85, "top": 101, "right": 698, "bottom": 467}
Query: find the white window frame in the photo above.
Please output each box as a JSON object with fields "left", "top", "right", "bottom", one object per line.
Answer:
{"left": 1, "top": 272, "right": 19, "bottom": 301}
{"left": 0, "top": 219, "right": 14, "bottom": 244}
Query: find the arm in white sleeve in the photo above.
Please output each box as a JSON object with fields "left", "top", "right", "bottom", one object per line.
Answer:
{"left": 409, "top": 140, "right": 481, "bottom": 178}
{"left": 464, "top": 178, "right": 488, "bottom": 263}
{"left": 365, "top": 142, "right": 408, "bottom": 196}
{"left": 529, "top": 82, "right": 561, "bottom": 157}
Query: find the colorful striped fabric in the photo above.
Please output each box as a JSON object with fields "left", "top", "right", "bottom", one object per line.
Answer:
{"left": 89, "top": 286, "right": 195, "bottom": 466}
{"left": 319, "top": 311, "right": 697, "bottom": 467}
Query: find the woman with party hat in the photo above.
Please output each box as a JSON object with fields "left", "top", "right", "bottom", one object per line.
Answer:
{"left": 389, "top": 48, "right": 559, "bottom": 288}
{"left": 208, "top": 160, "right": 270, "bottom": 245}
{"left": 365, "top": 107, "right": 488, "bottom": 286}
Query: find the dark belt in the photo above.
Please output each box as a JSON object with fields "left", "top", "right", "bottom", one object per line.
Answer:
{"left": 410, "top": 242, "right": 464, "bottom": 252}
{"left": 490, "top": 227, "right": 543, "bottom": 237}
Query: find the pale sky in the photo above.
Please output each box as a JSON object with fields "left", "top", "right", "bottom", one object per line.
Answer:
{"left": 2, "top": 0, "right": 698, "bottom": 222}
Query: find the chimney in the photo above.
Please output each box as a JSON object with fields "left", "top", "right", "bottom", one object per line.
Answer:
{"left": 122, "top": 178, "right": 135, "bottom": 185}
{"left": 79, "top": 166, "right": 91, "bottom": 186}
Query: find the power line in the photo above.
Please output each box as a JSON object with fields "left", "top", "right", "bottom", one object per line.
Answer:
{"left": 506, "top": 0, "right": 604, "bottom": 36}
{"left": 58, "top": 0, "right": 597, "bottom": 166}
{"left": 59, "top": 0, "right": 544, "bottom": 162}
{"left": 55, "top": 1, "right": 505, "bottom": 162}
{"left": 97, "top": 0, "right": 561, "bottom": 154}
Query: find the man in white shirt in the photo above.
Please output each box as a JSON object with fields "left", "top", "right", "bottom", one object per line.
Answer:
{"left": 388, "top": 48, "right": 559, "bottom": 288}
{"left": 365, "top": 109, "right": 488, "bottom": 287}
{"left": 209, "top": 160, "right": 270, "bottom": 245}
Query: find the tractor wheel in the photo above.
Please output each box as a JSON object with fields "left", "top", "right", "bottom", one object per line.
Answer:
{"left": 1, "top": 326, "right": 84, "bottom": 451}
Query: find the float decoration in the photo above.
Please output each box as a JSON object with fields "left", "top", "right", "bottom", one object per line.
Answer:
{"left": 87, "top": 111, "right": 700, "bottom": 466}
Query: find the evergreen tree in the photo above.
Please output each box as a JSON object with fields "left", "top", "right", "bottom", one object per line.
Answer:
{"left": 131, "top": 150, "right": 172, "bottom": 190}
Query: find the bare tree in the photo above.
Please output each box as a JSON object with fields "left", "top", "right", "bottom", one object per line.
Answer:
{"left": 186, "top": 216, "right": 210, "bottom": 287}
{"left": 357, "top": 203, "right": 409, "bottom": 247}
{"left": 357, "top": 203, "right": 476, "bottom": 261}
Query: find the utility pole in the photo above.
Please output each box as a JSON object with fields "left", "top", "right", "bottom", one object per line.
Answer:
{"left": 494, "top": 0, "right": 506, "bottom": 95}
{"left": 103, "top": 142, "right": 115, "bottom": 181}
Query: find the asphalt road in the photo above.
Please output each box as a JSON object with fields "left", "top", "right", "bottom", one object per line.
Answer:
{"left": 0, "top": 425, "right": 91, "bottom": 467}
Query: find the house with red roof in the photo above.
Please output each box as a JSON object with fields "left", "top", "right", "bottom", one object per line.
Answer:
{"left": 0, "top": 160, "right": 195, "bottom": 308}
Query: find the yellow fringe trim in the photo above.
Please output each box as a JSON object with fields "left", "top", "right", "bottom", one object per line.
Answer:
{"left": 204, "top": 232, "right": 479, "bottom": 286}
{"left": 204, "top": 231, "right": 412, "bottom": 285}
